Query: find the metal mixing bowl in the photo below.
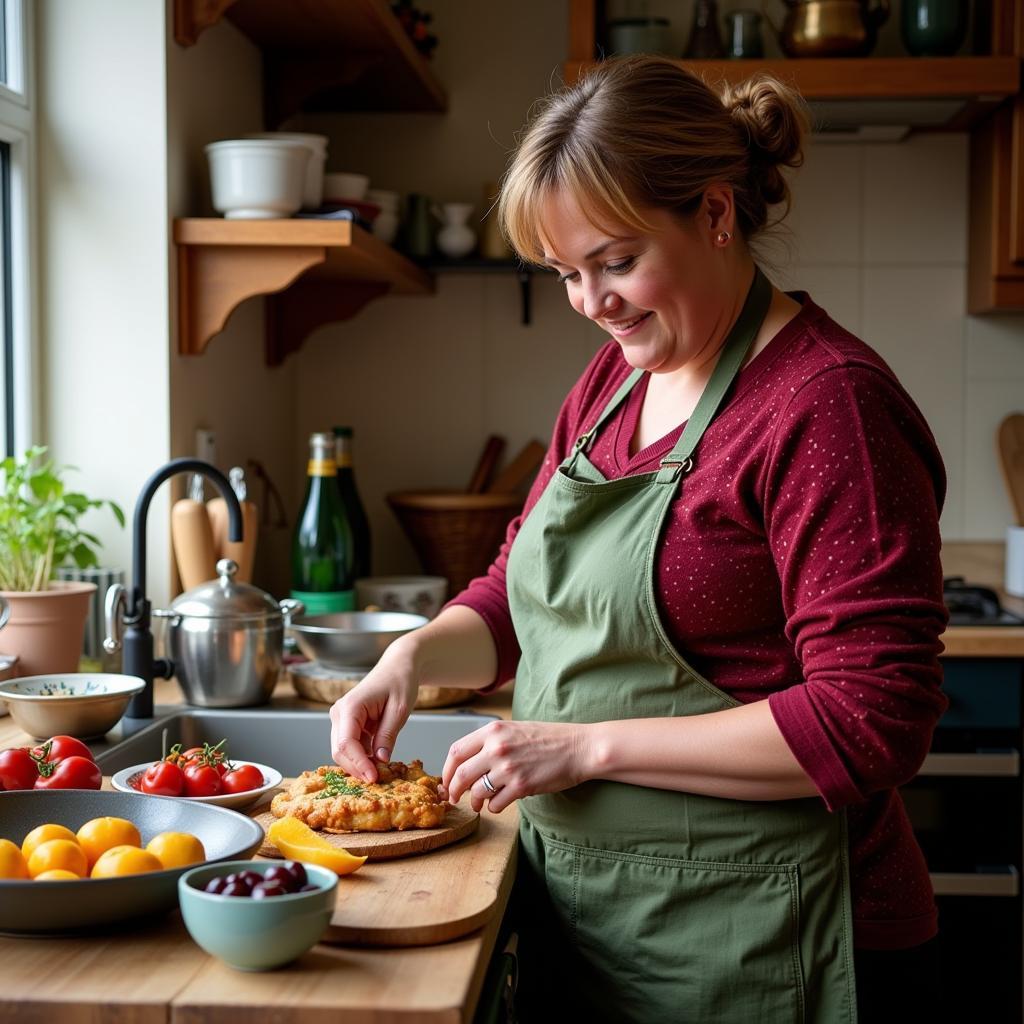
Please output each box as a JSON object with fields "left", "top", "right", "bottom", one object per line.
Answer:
{"left": 287, "top": 611, "right": 428, "bottom": 668}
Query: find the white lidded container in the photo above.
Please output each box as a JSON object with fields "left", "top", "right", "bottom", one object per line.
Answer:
{"left": 205, "top": 139, "right": 310, "bottom": 219}
{"left": 243, "top": 132, "right": 328, "bottom": 209}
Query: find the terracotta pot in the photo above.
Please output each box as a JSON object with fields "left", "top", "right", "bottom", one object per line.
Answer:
{"left": 0, "top": 582, "right": 96, "bottom": 676}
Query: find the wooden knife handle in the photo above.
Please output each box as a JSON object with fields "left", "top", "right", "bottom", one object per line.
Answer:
{"left": 466, "top": 435, "right": 506, "bottom": 493}
{"left": 486, "top": 440, "right": 546, "bottom": 494}
{"left": 208, "top": 498, "right": 259, "bottom": 583}
{"left": 171, "top": 499, "right": 218, "bottom": 591}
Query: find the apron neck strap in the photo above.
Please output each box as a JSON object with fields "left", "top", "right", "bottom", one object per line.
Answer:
{"left": 656, "top": 266, "right": 773, "bottom": 483}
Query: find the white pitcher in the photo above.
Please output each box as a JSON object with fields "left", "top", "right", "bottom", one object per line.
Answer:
{"left": 435, "top": 202, "right": 477, "bottom": 259}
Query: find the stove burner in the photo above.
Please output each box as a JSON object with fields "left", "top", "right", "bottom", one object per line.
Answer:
{"left": 943, "top": 576, "right": 1024, "bottom": 626}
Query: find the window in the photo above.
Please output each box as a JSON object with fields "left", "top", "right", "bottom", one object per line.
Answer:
{"left": 0, "top": 0, "right": 33, "bottom": 458}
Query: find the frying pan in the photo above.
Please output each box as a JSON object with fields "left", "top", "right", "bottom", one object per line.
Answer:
{"left": 0, "top": 789, "right": 263, "bottom": 934}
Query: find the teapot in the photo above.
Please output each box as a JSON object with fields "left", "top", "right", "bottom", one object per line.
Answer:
{"left": 769, "top": 0, "right": 890, "bottom": 58}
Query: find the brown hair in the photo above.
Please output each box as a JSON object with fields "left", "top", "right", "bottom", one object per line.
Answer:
{"left": 498, "top": 56, "right": 810, "bottom": 263}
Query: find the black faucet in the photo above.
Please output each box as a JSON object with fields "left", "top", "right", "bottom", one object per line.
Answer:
{"left": 106, "top": 459, "right": 243, "bottom": 719}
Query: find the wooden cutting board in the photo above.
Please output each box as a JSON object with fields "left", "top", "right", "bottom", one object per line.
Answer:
{"left": 249, "top": 798, "right": 479, "bottom": 860}
{"left": 998, "top": 413, "right": 1024, "bottom": 526}
{"left": 250, "top": 794, "right": 509, "bottom": 947}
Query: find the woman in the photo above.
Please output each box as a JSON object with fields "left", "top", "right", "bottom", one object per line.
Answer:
{"left": 330, "top": 57, "right": 948, "bottom": 1021}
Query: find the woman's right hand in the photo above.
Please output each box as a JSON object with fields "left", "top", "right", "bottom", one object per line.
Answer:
{"left": 329, "top": 639, "right": 420, "bottom": 782}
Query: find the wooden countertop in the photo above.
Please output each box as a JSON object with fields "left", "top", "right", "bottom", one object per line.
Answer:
{"left": 0, "top": 680, "right": 519, "bottom": 1024}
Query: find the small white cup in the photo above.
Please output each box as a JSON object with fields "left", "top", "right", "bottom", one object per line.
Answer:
{"left": 1006, "top": 526, "right": 1024, "bottom": 597}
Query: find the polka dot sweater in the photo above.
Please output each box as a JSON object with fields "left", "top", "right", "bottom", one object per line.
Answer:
{"left": 450, "top": 293, "right": 949, "bottom": 950}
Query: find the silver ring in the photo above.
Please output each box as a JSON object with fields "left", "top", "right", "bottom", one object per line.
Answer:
{"left": 480, "top": 772, "right": 496, "bottom": 794}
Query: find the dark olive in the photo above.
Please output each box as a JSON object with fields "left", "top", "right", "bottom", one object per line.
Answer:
{"left": 250, "top": 881, "right": 288, "bottom": 899}
{"left": 203, "top": 876, "right": 228, "bottom": 894}
{"left": 221, "top": 880, "right": 253, "bottom": 898}
{"left": 262, "top": 864, "right": 296, "bottom": 892}
{"left": 283, "top": 861, "right": 307, "bottom": 887}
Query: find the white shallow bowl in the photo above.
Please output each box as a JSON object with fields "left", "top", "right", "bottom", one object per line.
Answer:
{"left": 206, "top": 139, "right": 310, "bottom": 219}
{"left": 111, "top": 760, "right": 283, "bottom": 810}
{"left": 243, "top": 132, "right": 327, "bottom": 209}
{"left": 0, "top": 673, "right": 145, "bottom": 739}
{"left": 323, "top": 171, "right": 370, "bottom": 201}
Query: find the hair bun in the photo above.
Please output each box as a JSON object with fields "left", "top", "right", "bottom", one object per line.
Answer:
{"left": 721, "top": 75, "right": 809, "bottom": 207}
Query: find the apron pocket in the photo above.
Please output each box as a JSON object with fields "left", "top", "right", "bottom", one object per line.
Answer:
{"left": 568, "top": 842, "right": 805, "bottom": 1024}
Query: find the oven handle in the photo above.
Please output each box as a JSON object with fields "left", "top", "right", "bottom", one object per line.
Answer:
{"left": 918, "top": 750, "right": 1019, "bottom": 777}
{"left": 930, "top": 867, "right": 1019, "bottom": 898}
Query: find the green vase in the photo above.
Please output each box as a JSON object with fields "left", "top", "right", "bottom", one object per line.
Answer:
{"left": 900, "top": 0, "right": 968, "bottom": 57}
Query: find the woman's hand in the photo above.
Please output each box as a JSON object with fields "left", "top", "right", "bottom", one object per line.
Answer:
{"left": 441, "top": 719, "right": 592, "bottom": 813}
{"left": 329, "top": 641, "right": 420, "bottom": 782}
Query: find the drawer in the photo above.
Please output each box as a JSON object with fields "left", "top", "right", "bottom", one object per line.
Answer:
{"left": 939, "top": 660, "right": 1021, "bottom": 729}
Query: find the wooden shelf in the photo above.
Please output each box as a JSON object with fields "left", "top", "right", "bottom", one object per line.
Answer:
{"left": 174, "top": 218, "right": 434, "bottom": 366}
{"left": 174, "top": 0, "right": 447, "bottom": 124}
{"left": 564, "top": 57, "right": 1021, "bottom": 130}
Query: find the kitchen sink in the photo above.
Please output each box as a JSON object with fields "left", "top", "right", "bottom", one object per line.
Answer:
{"left": 92, "top": 707, "right": 499, "bottom": 777}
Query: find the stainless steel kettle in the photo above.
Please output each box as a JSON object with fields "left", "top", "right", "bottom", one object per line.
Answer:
{"left": 150, "top": 559, "right": 303, "bottom": 708}
{"left": 771, "top": 0, "right": 890, "bottom": 57}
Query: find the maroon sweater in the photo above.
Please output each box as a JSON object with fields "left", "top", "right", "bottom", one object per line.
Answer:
{"left": 450, "top": 294, "right": 949, "bottom": 950}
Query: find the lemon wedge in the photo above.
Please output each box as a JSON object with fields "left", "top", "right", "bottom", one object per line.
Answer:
{"left": 267, "top": 817, "right": 367, "bottom": 875}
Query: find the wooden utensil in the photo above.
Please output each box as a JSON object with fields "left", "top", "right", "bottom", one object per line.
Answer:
{"left": 997, "top": 413, "right": 1024, "bottom": 525}
{"left": 466, "top": 435, "right": 506, "bottom": 493}
{"left": 486, "top": 439, "right": 546, "bottom": 494}
{"left": 171, "top": 475, "right": 218, "bottom": 590}
{"left": 208, "top": 466, "right": 259, "bottom": 582}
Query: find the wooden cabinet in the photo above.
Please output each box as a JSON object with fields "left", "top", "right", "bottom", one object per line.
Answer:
{"left": 173, "top": 0, "right": 445, "bottom": 363}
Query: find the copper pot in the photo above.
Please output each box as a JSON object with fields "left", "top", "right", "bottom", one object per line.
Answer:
{"left": 772, "top": 0, "right": 890, "bottom": 57}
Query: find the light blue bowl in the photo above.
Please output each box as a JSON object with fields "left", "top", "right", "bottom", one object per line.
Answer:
{"left": 178, "top": 860, "right": 337, "bottom": 971}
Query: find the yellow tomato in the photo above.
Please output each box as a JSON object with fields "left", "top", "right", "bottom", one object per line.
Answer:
{"left": 0, "top": 838, "right": 28, "bottom": 879}
{"left": 27, "top": 838, "right": 88, "bottom": 879}
{"left": 90, "top": 845, "right": 162, "bottom": 879}
{"left": 21, "top": 823, "right": 78, "bottom": 861}
{"left": 76, "top": 817, "right": 141, "bottom": 868}
{"left": 34, "top": 868, "right": 80, "bottom": 881}
{"left": 144, "top": 831, "right": 205, "bottom": 870}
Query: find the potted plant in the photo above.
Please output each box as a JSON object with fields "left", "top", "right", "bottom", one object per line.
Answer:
{"left": 0, "top": 446, "right": 124, "bottom": 676}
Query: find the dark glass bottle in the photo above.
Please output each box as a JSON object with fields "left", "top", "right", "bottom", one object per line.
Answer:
{"left": 290, "top": 432, "right": 354, "bottom": 614}
{"left": 684, "top": 0, "right": 725, "bottom": 58}
{"left": 333, "top": 425, "right": 372, "bottom": 581}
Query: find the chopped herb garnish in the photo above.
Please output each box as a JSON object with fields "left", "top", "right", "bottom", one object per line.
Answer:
{"left": 316, "top": 770, "right": 365, "bottom": 800}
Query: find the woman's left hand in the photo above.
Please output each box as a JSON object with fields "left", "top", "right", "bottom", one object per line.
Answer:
{"left": 441, "top": 719, "right": 591, "bottom": 813}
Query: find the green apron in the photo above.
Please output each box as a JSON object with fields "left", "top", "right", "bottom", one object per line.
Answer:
{"left": 506, "top": 269, "right": 857, "bottom": 1022}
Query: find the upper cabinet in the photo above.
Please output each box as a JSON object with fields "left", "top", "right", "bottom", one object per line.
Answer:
{"left": 173, "top": 0, "right": 445, "bottom": 363}
{"left": 567, "top": 0, "right": 1024, "bottom": 314}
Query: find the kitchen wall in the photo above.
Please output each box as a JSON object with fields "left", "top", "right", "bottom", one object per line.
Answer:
{"left": 37, "top": 0, "right": 173, "bottom": 602}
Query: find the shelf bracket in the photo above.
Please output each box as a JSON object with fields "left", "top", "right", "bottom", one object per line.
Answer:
{"left": 177, "top": 243, "right": 328, "bottom": 357}
{"left": 173, "top": 0, "right": 240, "bottom": 46}
{"left": 264, "top": 279, "right": 390, "bottom": 367}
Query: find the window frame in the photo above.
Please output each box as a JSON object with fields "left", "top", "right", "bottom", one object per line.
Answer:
{"left": 0, "top": 0, "right": 35, "bottom": 459}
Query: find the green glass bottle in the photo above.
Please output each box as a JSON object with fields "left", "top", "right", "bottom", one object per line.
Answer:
{"left": 290, "top": 432, "right": 354, "bottom": 615}
{"left": 333, "top": 425, "right": 372, "bottom": 581}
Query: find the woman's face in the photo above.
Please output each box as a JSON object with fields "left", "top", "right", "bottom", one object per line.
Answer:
{"left": 539, "top": 188, "right": 733, "bottom": 375}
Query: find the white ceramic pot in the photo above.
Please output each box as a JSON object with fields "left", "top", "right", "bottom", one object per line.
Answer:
{"left": 205, "top": 139, "right": 310, "bottom": 219}
{"left": 323, "top": 171, "right": 370, "bottom": 201}
{"left": 436, "top": 202, "right": 477, "bottom": 258}
{"left": 243, "top": 132, "right": 327, "bottom": 209}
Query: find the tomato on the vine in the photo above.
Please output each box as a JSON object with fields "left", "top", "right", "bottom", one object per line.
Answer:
{"left": 183, "top": 763, "right": 221, "bottom": 798}
{"left": 141, "top": 760, "right": 184, "bottom": 796}
{"left": 32, "top": 735, "right": 92, "bottom": 764}
{"left": 33, "top": 755, "right": 101, "bottom": 790}
{"left": 221, "top": 763, "right": 264, "bottom": 794}
{"left": 0, "top": 748, "right": 37, "bottom": 790}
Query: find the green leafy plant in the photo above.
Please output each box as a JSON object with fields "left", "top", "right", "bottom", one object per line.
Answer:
{"left": 0, "top": 445, "right": 125, "bottom": 592}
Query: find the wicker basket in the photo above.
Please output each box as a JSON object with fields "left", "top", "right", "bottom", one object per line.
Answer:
{"left": 387, "top": 490, "right": 524, "bottom": 596}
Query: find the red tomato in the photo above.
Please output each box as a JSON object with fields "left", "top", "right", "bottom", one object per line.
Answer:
{"left": 141, "top": 760, "right": 184, "bottom": 796}
{"left": 33, "top": 755, "right": 102, "bottom": 790}
{"left": 0, "top": 747, "right": 37, "bottom": 790}
{"left": 221, "top": 763, "right": 264, "bottom": 794}
{"left": 183, "top": 763, "right": 221, "bottom": 798}
{"left": 32, "top": 735, "right": 94, "bottom": 763}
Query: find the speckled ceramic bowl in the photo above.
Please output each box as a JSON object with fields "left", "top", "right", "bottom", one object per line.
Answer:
{"left": 179, "top": 860, "right": 337, "bottom": 971}
{"left": 0, "top": 673, "right": 145, "bottom": 739}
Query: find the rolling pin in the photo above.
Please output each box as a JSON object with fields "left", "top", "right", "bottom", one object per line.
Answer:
{"left": 171, "top": 474, "right": 218, "bottom": 591}
{"left": 207, "top": 466, "right": 259, "bottom": 583}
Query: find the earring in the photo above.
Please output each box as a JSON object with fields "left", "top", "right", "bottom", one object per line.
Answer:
{"left": 716, "top": 231, "right": 731, "bottom": 246}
